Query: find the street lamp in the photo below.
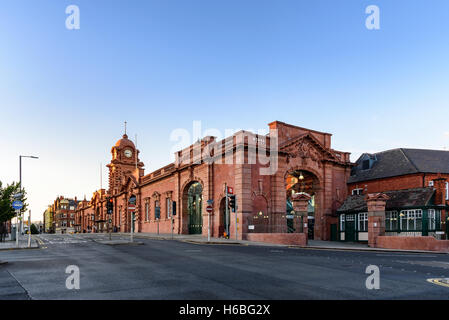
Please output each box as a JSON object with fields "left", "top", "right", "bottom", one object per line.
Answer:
{"left": 16, "top": 155, "right": 38, "bottom": 247}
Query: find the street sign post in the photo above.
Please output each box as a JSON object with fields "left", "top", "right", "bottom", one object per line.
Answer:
{"left": 12, "top": 201, "right": 23, "bottom": 210}
{"left": 12, "top": 201, "right": 23, "bottom": 248}
{"left": 128, "top": 196, "right": 136, "bottom": 242}
{"left": 206, "top": 204, "right": 213, "bottom": 242}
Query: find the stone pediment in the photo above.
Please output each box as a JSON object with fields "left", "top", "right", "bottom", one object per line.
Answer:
{"left": 280, "top": 133, "right": 340, "bottom": 163}
{"left": 120, "top": 174, "right": 139, "bottom": 193}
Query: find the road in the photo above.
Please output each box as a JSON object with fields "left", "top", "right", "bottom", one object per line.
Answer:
{"left": 1, "top": 233, "right": 449, "bottom": 299}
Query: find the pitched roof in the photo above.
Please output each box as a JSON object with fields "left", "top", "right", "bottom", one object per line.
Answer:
{"left": 337, "top": 187, "right": 435, "bottom": 213}
{"left": 348, "top": 148, "right": 449, "bottom": 183}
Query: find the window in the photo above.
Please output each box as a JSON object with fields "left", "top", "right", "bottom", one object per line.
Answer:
{"left": 154, "top": 200, "right": 160, "bottom": 219}
{"left": 352, "top": 188, "right": 363, "bottom": 196}
{"left": 428, "top": 209, "right": 436, "bottom": 230}
{"left": 358, "top": 212, "right": 368, "bottom": 231}
{"left": 340, "top": 215, "right": 345, "bottom": 231}
{"left": 145, "top": 201, "right": 150, "bottom": 221}
{"left": 399, "top": 209, "right": 422, "bottom": 231}
{"left": 166, "top": 198, "right": 171, "bottom": 218}
{"left": 385, "top": 211, "right": 398, "bottom": 231}
{"left": 428, "top": 209, "right": 441, "bottom": 231}
{"left": 362, "top": 159, "right": 370, "bottom": 170}
{"left": 446, "top": 182, "right": 449, "bottom": 201}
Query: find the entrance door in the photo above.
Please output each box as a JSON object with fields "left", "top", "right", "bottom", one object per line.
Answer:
{"left": 345, "top": 214, "right": 356, "bottom": 242}
{"left": 187, "top": 182, "right": 203, "bottom": 234}
{"left": 330, "top": 224, "right": 337, "bottom": 241}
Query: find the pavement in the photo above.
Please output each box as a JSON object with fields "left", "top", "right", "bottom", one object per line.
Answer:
{"left": 0, "top": 234, "right": 39, "bottom": 251}
{"left": 113, "top": 232, "right": 449, "bottom": 254}
{"left": 0, "top": 233, "right": 449, "bottom": 299}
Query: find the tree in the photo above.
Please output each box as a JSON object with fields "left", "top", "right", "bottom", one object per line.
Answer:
{"left": 0, "top": 181, "right": 28, "bottom": 223}
{"left": 30, "top": 224, "right": 39, "bottom": 234}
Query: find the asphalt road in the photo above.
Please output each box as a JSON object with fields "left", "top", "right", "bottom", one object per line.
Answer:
{"left": 1, "top": 233, "right": 449, "bottom": 300}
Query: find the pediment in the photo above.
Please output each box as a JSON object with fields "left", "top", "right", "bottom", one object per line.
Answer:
{"left": 280, "top": 133, "right": 340, "bottom": 163}
{"left": 120, "top": 174, "right": 139, "bottom": 193}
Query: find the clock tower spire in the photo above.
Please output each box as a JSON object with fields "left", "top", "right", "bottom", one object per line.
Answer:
{"left": 106, "top": 128, "right": 144, "bottom": 195}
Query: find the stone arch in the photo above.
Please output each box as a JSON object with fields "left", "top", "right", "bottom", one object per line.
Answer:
{"left": 181, "top": 180, "right": 204, "bottom": 234}
{"left": 283, "top": 167, "right": 323, "bottom": 239}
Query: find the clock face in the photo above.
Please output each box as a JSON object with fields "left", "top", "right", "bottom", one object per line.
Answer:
{"left": 124, "top": 149, "right": 132, "bottom": 158}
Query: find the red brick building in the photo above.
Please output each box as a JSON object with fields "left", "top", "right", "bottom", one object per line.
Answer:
{"left": 75, "top": 121, "right": 352, "bottom": 241}
{"left": 338, "top": 148, "right": 449, "bottom": 242}
{"left": 53, "top": 196, "right": 78, "bottom": 234}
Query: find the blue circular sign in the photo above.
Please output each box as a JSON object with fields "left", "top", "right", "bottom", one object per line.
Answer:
{"left": 12, "top": 200, "right": 23, "bottom": 210}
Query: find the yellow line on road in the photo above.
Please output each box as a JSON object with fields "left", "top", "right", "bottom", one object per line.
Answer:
{"left": 427, "top": 278, "right": 449, "bottom": 288}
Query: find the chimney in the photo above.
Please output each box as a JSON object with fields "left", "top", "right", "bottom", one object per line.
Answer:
{"left": 433, "top": 176, "right": 447, "bottom": 205}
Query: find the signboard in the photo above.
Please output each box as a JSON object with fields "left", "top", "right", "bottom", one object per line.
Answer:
{"left": 207, "top": 199, "right": 214, "bottom": 205}
{"left": 286, "top": 214, "right": 295, "bottom": 219}
{"left": 12, "top": 200, "right": 23, "bottom": 210}
{"left": 128, "top": 195, "right": 136, "bottom": 205}
{"left": 436, "top": 231, "right": 445, "bottom": 235}
{"left": 227, "top": 187, "right": 234, "bottom": 194}
{"left": 128, "top": 204, "right": 136, "bottom": 211}
{"left": 206, "top": 205, "right": 213, "bottom": 213}
{"left": 248, "top": 225, "right": 255, "bottom": 230}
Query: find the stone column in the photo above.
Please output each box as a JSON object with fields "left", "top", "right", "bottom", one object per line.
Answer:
{"left": 292, "top": 192, "right": 311, "bottom": 245}
{"left": 365, "top": 193, "right": 389, "bottom": 248}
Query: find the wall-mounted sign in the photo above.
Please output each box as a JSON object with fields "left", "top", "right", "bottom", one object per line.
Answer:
{"left": 128, "top": 195, "right": 137, "bottom": 205}
{"left": 248, "top": 225, "right": 255, "bottom": 230}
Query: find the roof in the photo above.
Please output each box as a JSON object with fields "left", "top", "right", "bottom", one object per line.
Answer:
{"left": 114, "top": 134, "right": 135, "bottom": 149}
{"left": 337, "top": 187, "right": 435, "bottom": 213}
{"left": 349, "top": 148, "right": 449, "bottom": 183}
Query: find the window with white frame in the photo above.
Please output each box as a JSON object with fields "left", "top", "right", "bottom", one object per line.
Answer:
{"left": 428, "top": 209, "right": 436, "bottom": 230}
{"left": 358, "top": 212, "right": 368, "bottom": 231}
{"left": 340, "top": 214, "right": 345, "bottom": 231}
{"left": 166, "top": 198, "right": 171, "bottom": 218}
{"left": 385, "top": 211, "right": 398, "bottom": 231}
{"left": 428, "top": 209, "right": 441, "bottom": 230}
{"left": 352, "top": 188, "right": 363, "bottom": 196}
{"left": 400, "top": 209, "right": 422, "bottom": 231}
{"left": 145, "top": 201, "right": 150, "bottom": 221}
{"left": 446, "top": 182, "right": 449, "bottom": 201}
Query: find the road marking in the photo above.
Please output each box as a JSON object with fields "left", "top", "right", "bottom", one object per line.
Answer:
{"left": 376, "top": 254, "right": 438, "bottom": 258}
{"left": 427, "top": 278, "right": 449, "bottom": 288}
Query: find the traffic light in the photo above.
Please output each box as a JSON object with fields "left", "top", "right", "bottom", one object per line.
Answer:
{"left": 229, "top": 195, "right": 236, "bottom": 212}
{"left": 106, "top": 197, "right": 113, "bottom": 214}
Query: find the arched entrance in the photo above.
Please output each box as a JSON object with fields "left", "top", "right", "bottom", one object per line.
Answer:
{"left": 184, "top": 182, "right": 203, "bottom": 234}
{"left": 286, "top": 170, "right": 320, "bottom": 239}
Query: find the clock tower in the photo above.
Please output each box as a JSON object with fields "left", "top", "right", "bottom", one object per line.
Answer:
{"left": 107, "top": 133, "right": 144, "bottom": 195}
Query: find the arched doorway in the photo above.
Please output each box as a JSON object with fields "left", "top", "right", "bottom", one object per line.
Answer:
{"left": 286, "top": 170, "right": 319, "bottom": 239}
{"left": 184, "top": 182, "right": 203, "bottom": 234}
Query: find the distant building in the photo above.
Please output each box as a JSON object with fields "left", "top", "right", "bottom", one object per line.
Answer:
{"left": 43, "top": 205, "right": 54, "bottom": 233}
{"left": 338, "top": 148, "right": 449, "bottom": 242}
{"left": 54, "top": 196, "right": 78, "bottom": 234}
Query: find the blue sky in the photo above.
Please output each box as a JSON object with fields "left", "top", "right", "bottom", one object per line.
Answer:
{"left": 1, "top": 0, "right": 449, "bottom": 220}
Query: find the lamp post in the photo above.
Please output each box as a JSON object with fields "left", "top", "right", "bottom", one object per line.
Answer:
{"left": 17, "top": 155, "right": 38, "bottom": 247}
